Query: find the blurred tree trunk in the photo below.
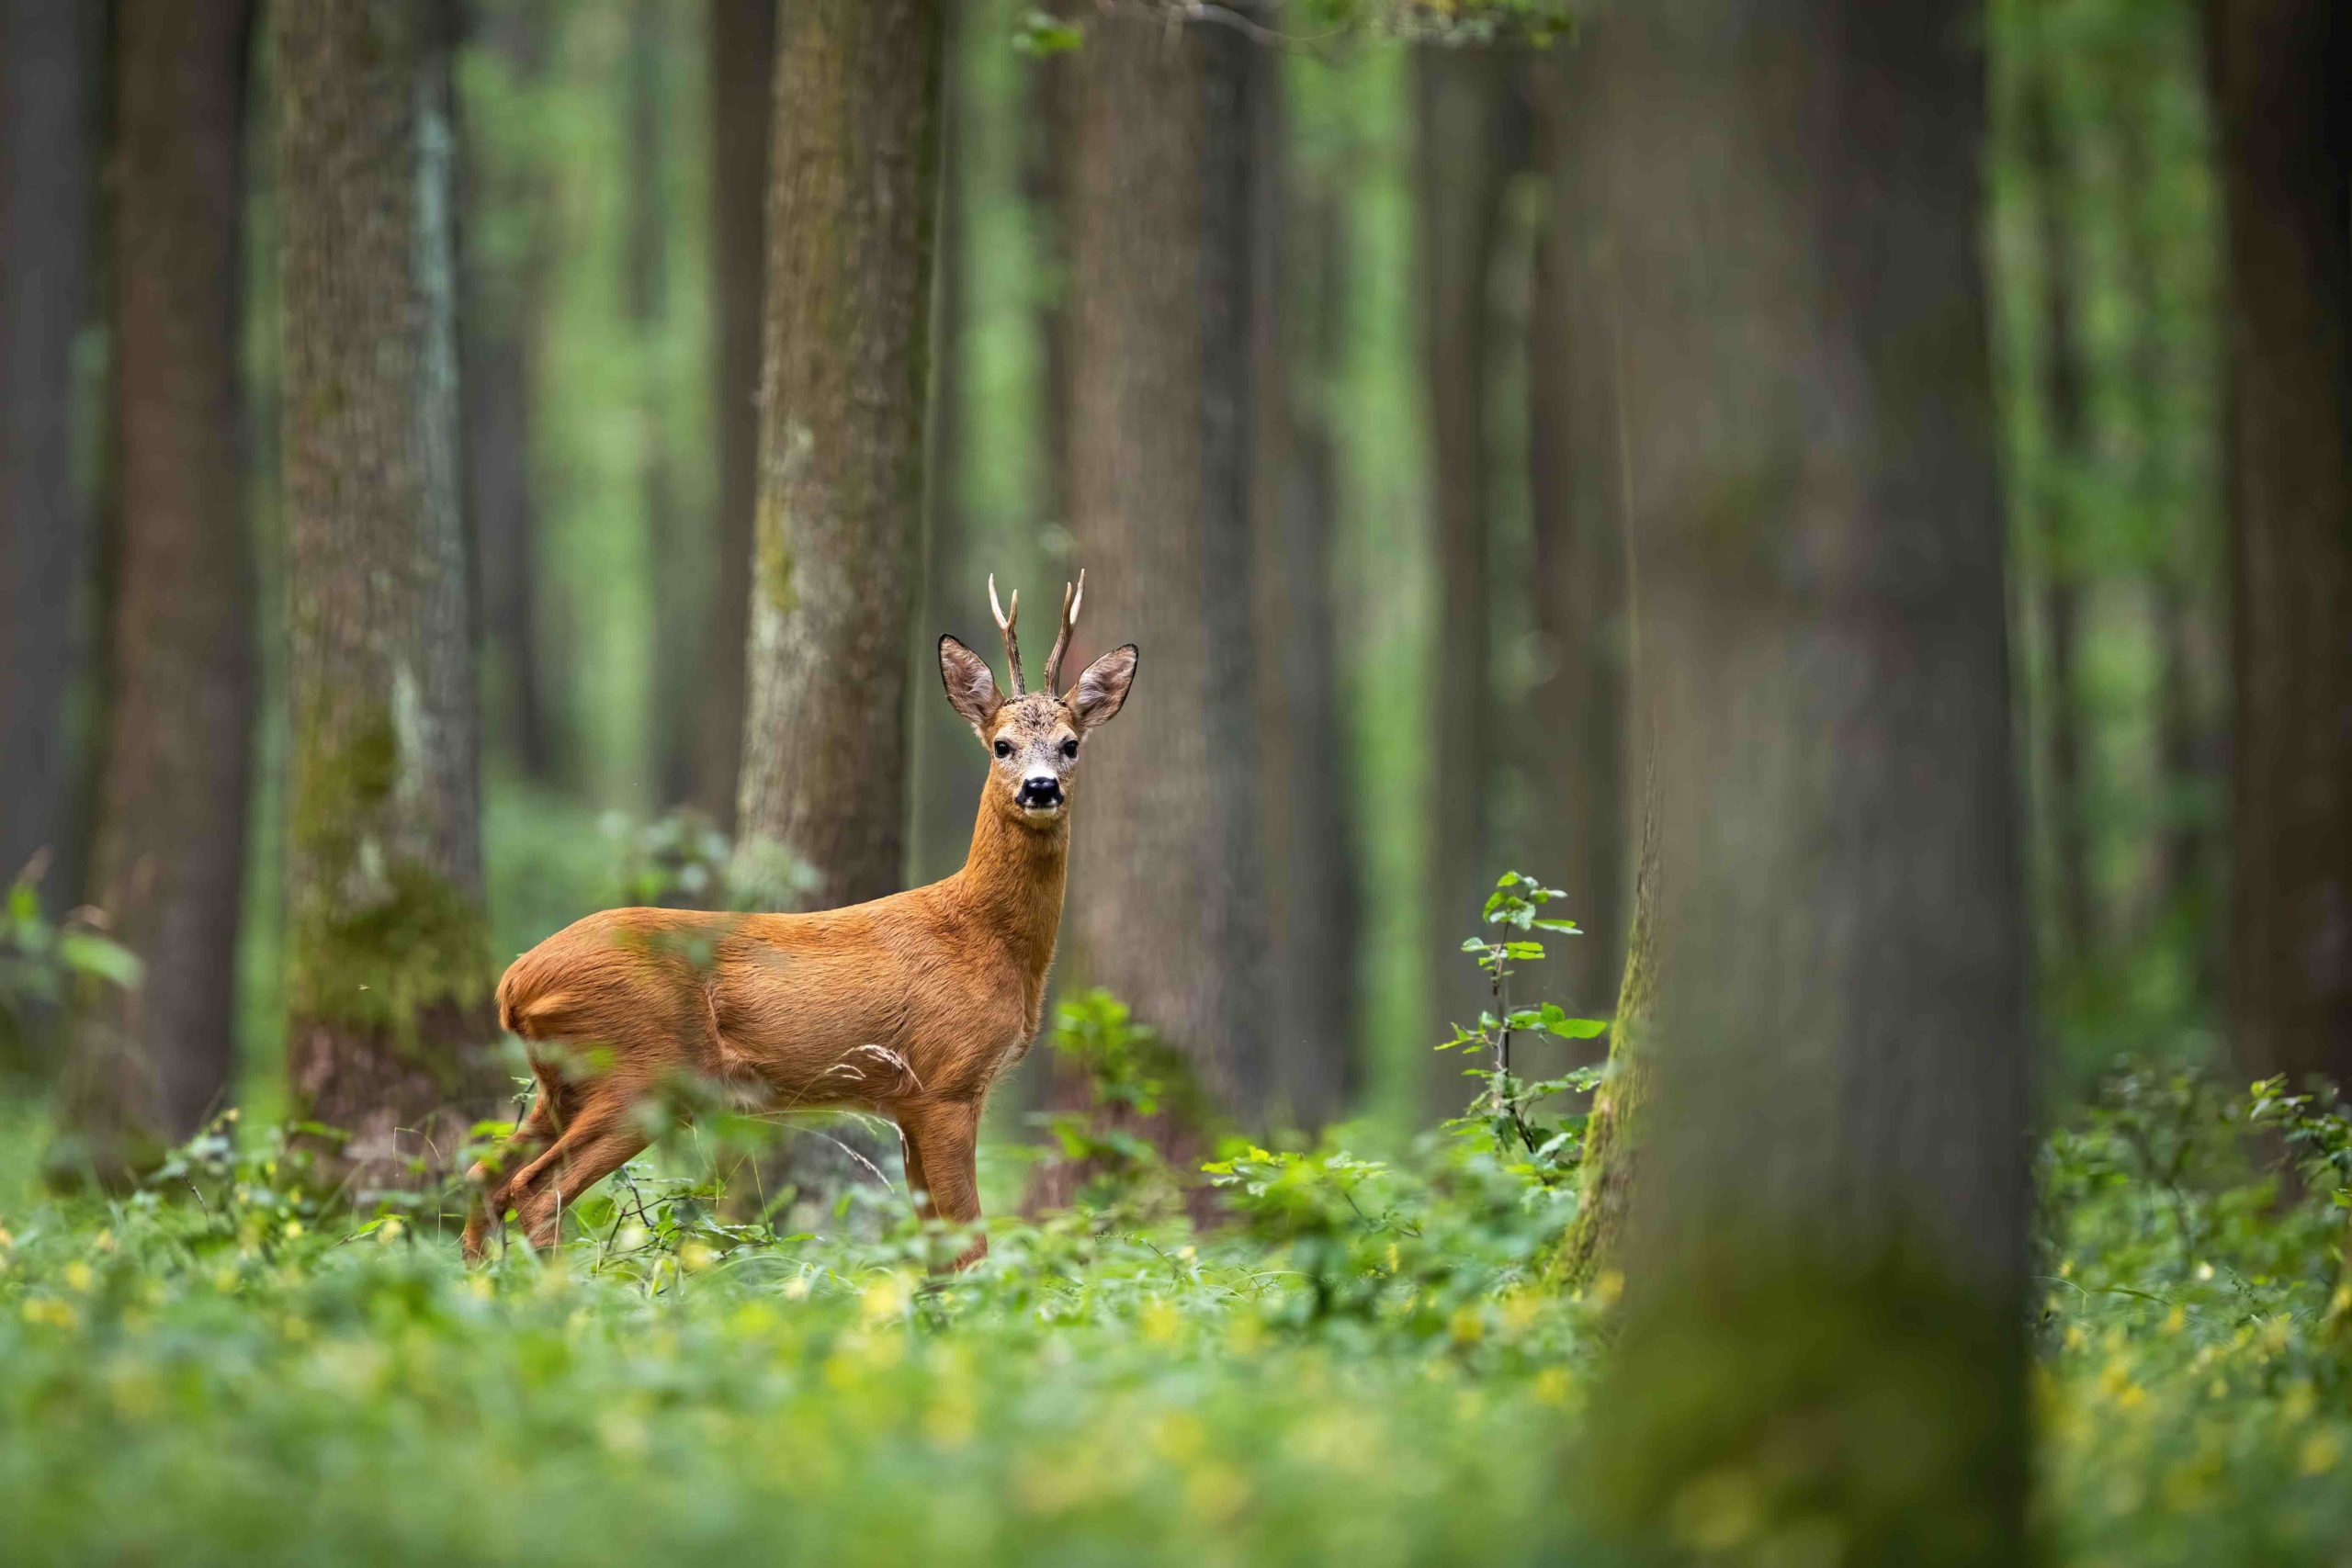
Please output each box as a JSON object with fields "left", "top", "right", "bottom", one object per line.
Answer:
{"left": 2208, "top": 0, "right": 2352, "bottom": 1093}
{"left": 697, "top": 0, "right": 773, "bottom": 829}
{"left": 1023, "top": 8, "right": 1073, "bottom": 537}
{"left": 463, "top": 0, "right": 556, "bottom": 784}
{"left": 0, "top": 0, "right": 95, "bottom": 912}
{"left": 911, "top": 0, "right": 974, "bottom": 886}
{"left": 276, "top": 0, "right": 498, "bottom": 1181}
{"left": 1521, "top": 49, "right": 1626, "bottom": 1015}
{"left": 734, "top": 0, "right": 940, "bottom": 908}
{"left": 2116, "top": 87, "right": 2218, "bottom": 984}
{"left": 1061, "top": 9, "right": 1266, "bottom": 1113}
{"left": 1248, "top": 50, "right": 1358, "bottom": 1128}
{"left": 634, "top": 0, "right": 694, "bottom": 811}
{"left": 2024, "top": 51, "right": 2095, "bottom": 969}
{"left": 1416, "top": 43, "right": 1521, "bottom": 1114}
{"left": 61, "top": 0, "right": 255, "bottom": 1179}
{"left": 1588, "top": 6, "right": 2029, "bottom": 1559}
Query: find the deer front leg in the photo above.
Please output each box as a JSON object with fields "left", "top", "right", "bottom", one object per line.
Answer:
{"left": 901, "top": 1098, "right": 985, "bottom": 1270}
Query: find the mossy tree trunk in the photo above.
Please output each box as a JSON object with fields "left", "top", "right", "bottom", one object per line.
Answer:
{"left": 2208, "top": 0, "right": 2352, "bottom": 1095}
{"left": 733, "top": 0, "right": 942, "bottom": 910}
{"left": 1556, "top": 734, "right": 1653, "bottom": 1290}
{"left": 0, "top": 0, "right": 95, "bottom": 928}
{"left": 62, "top": 0, "right": 256, "bottom": 1179}
{"left": 1584, "top": 5, "right": 2030, "bottom": 1560}
{"left": 1060, "top": 7, "right": 1267, "bottom": 1115}
{"left": 276, "top": 0, "right": 498, "bottom": 1181}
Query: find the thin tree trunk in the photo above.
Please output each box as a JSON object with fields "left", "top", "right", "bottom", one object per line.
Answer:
{"left": 0, "top": 0, "right": 96, "bottom": 914}
{"left": 911, "top": 0, "right": 974, "bottom": 886}
{"left": 1416, "top": 42, "right": 1519, "bottom": 1114}
{"left": 633, "top": 0, "right": 693, "bottom": 811}
{"left": 276, "top": 0, "right": 498, "bottom": 1180}
{"left": 698, "top": 0, "right": 773, "bottom": 829}
{"left": 1522, "top": 47, "right": 1626, "bottom": 1015}
{"left": 61, "top": 0, "right": 255, "bottom": 1179}
{"left": 1587, "top": 6, "right": 2029, "bottom": 1558}
{"left": 733, "top": 0, "right": 942, "bottom": 910}
{"left": 463, "top": 0, "right": 556, "bottom": 784}
{"left": 1062, "top": 8, "right": 1266, "bottom": 1112}
{"left": 2025, "top": 54, "right": 2096, "bottom": 967}
{"left": 2208, "top": 0, "right": 2352, "bottom": 1092}
{"left": 1248, "top": 46, "right": 1358, "bottom": 1128}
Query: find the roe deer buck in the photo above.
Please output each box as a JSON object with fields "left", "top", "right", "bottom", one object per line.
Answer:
{"left": 462, "top": 573, "right": 1136, "bottom": 1269}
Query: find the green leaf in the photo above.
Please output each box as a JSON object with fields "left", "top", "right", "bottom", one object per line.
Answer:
{"left": 59, "top": 930, "right": 143, "bottom": 988}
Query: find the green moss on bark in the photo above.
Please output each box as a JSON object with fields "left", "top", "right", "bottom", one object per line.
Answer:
{"left": 287, "top": 707, "right": 491, "bottom": 1050}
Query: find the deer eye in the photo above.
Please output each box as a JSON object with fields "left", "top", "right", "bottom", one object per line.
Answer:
{"left": 1060, "top": 738, "right": 1080, "bottom": 760}
{"left": 993, "top": 739, "right": 1012, "bottom": 759}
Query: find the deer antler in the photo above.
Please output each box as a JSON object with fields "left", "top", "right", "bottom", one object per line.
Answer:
{"left": 1044, "top": 569, "right": 1086, "bottom": 695}
{"left": 989, "top": 574, "right": 1024, "bottom": 696}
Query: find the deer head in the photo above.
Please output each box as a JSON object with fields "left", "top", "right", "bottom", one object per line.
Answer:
{"left": 937, "top": 570, "right": 1137, "bottom": 826}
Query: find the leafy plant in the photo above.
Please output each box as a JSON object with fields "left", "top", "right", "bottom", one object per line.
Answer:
{"left": 1436, "top": 871, "right": 1608, "bottom": 1181}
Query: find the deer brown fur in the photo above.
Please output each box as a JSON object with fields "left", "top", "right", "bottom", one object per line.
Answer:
{"left": 461, "top": 575, "right": 1136, "bottom": 1269}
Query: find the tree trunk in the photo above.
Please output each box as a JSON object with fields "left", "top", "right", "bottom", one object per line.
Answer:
{"left": 462, "top": 0, "right": 556, "bottom": 784}
{"left": 1248, "top": 46, "right": 1359, "bottom": 1128}
{"left": 2208, "top": 0, "right": 2352, "bottom": 1092}
{"left": 2024, "top": 49, "right": 2096, "bottom": 968}
{"left": 1557, "top": 728, "right": 1654, "bottom": 1288}
{"left": 1416, "top": 42, "right": 1520, "bottom": 1114}
{"left": 632, "top": 0, "right": 695, "bottom": 812}
{"left": 697, "top": 0, "right": 774, "bottom": 829}
{"left": 910, "top": 0, "right": 974, "bottom": 887}
{"left": 1585, "top": 6, "right": 2029, "bottom": 1559}
{"left": 276, "top": 0, "right": 498, "bottom": 1181}
{"left": 733, "top": 0, "right": 942, "bottom": 910}
{"left": 1061, "top": 9, "right": 1266, "bottom": 1111}
{"left": 1521, "top": 47, "right": 1627, "bottom": 1015}
{"left": 60, "top": 0, "right": 255, "bottom": 1179}
{"left": 0, "top": 0, "right": 96, "bottom": 914}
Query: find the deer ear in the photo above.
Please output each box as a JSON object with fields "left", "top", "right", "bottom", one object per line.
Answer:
{"left": 1068, "top": 644, "right": 1137, "bottom": 730}
{"left": 938, "top": 635, "right": 1002, "bottom": 733}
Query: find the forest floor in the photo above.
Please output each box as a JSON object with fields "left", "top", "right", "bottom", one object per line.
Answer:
{"left": 1, "top": 1063, "right": 2346, "bottom": 1565}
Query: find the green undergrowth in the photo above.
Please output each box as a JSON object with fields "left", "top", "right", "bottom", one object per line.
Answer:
{"left": 3, "top": 876, "right": 2349, "bottom": 1563}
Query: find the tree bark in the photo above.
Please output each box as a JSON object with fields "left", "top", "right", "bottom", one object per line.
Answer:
{"left": 733, "top": 0, "right": 942, "bottom": 910}
{"left": 1061, "top": 9, "right": 1267, "bottom": 1111}
{"left": 2208, "top": 0, "right": 2352, "bottom": 1092}
{"left": 276, "top": 0, "right": 498, "bottom": 1180}
{"left": 1416, "top": 42, "right": 1521, "bottom": 1114}
{"left": 2024, "top": 47, "right": 2096, "bottom": 968}
{"left": 698, "top": 0, "right": 774, "bottom": 829}
{"left": 1248, "top": 46, "right": 1359, "bottom": 1128}
{"left": 1585, "top": 6, "right": 2029, "bottom": 1559}
{"left": 1521, "top": 47, "right": 1627, "bottom": 1016}
{"left": 462, "top": 0, "right": 557, "bottom": 784}
{"left": 1557, "top": 728, "right": 1653, "bottom": 1288}
{"left": 61, "top": 0, "right": 255, "bottom": 1178}
{"left": 0, "top": 0, "right": 96, "bottom": 913}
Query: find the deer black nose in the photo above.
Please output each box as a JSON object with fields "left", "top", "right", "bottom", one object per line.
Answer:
{"left": 1018, "top": 775, "right": 1063, "bottom": 808}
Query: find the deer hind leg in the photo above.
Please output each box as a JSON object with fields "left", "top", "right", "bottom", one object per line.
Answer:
{"left": 462, "top": 1077, "right": 567, "bottom": 1264}
{"left": 498, "top": 1081, "right": 652, "bottom": 1252}
{"left": 902, "top": 1098, "right": 985, "bottom": 1270}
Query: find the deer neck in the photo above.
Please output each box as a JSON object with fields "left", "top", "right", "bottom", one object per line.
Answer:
{"left": 952, "top": 795, "right": 1070, "bottom": 980}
